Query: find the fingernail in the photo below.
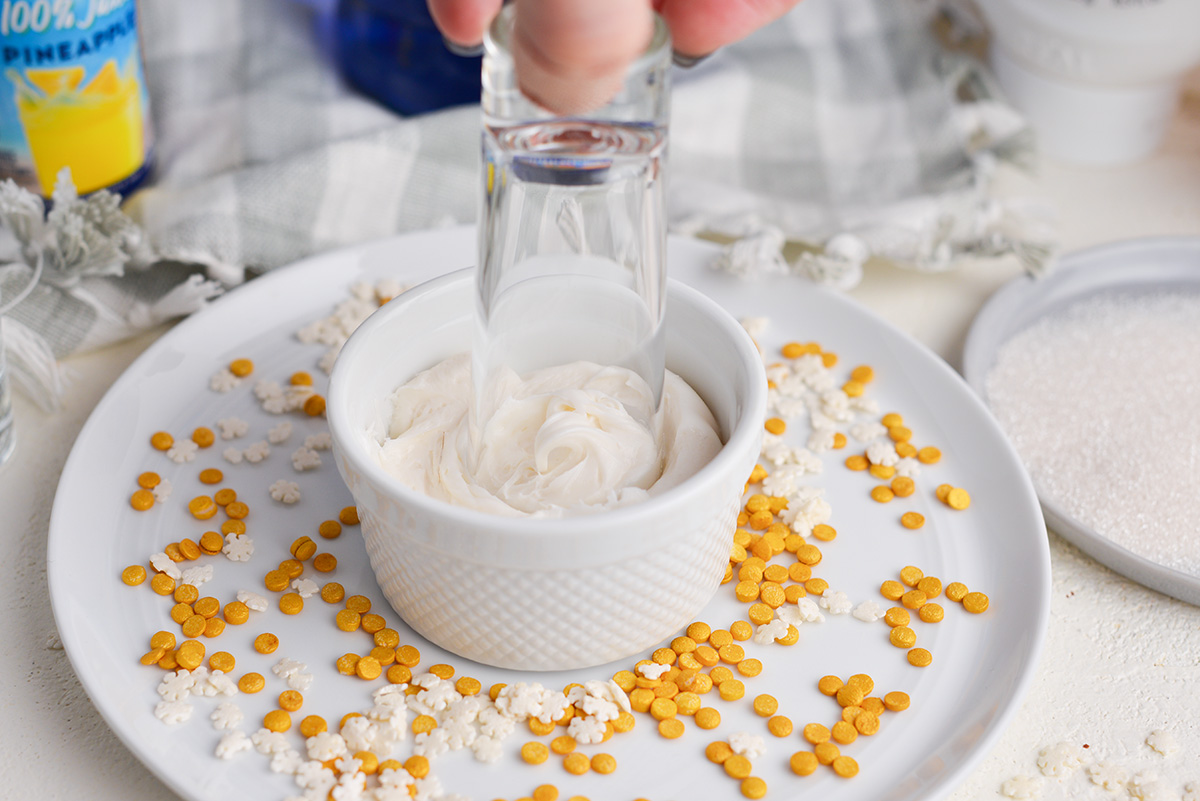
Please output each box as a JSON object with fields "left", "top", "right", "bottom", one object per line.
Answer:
{"left": 443, "top": 37, "right": 484, "bottom": 58}
{"left": 672, "top": 50, "right": 713, "bottom": 69}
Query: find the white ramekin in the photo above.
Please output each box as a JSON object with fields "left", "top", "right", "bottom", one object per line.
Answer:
{"left": 328, "top": 269, "right": 765, "bottom": 671}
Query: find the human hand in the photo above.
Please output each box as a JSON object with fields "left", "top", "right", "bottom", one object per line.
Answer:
{"left": 427, "top": 0, "right": 802, "bottom": 114}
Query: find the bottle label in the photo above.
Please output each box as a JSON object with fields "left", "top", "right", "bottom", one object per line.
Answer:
{"left": 1, "top": 0, "right": 152, "bottom": 196}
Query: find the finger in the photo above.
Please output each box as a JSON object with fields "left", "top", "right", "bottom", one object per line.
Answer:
{"left": 654, "top": 0, "right": 802, "bottom": 58}
{"left": 427, "top": 0, "right": 504, "bottom": 48}
{"left": 512, "top": 0, "right": 655, "bottom": 115}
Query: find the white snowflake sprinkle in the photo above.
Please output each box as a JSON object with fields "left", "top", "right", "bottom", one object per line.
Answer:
{"left": 166, "top": 439, "right": 199, "bottom": 464}
{"left": 1037, "top": 741, "right": 1087, "bottom": 777}
{"left": 151, "top": 477, "right": 172, "bottom": 503}
{"left": 154, "top": 700, "right": 193, "bottom": 725}
{"left": 217, "top": 417, "right": 250, "bottom": 440}
{"left": 157, "top": 670, "right": 195, "bottom": 702}
{"left": 222, "top": 447, "right": 244, "bottom": 464}
{"left": 244, "top": 441, "right": 271, "bottom": 463}
{"left": 567, "top": 715, "right": 606, "bottom": 745}
{"left": 292, "top": 446, "right": 322, "bottom": 471}
{"left": 215, "top": 729, "right": 252, "bottom": 759}
{"left": 304, "top": 432, "right": 332, "bottom": 450}
{"left": 730, "top": 732, "right": 766, "bottom": 759}
{"left": 818, "top": 590, "right": 853, "bottom": 615}
{"left": 269, "top": 479, "right": 302, "bottom": 504}
{"left": 268, "top": 421, "right": 293, "bottom": 444}
{"left": 306, "top": 732, "right": 348, "bottom": 762}
{"left": 471, "top": 734, "right": 503, "bottom": 763}
{"left": 237, "top": 589, "right": 268, "bottom": 611}
{"left": 852, "top": 600, "right": 884, "bottom": 622}
{"left": 223, "top": 533, "right": 254, "bottom": 562}
{"left": 292, "top": 578, "right": 319, "bottom": 598}
{"left": 1000, "top": 775, "right": 1042, "bottom": 799}
{"left": 180, "top": 564, "right": 213, "bottom": 588}
{"left": 210, "top": 369, "right": 241, "bottom": 393}
{"left": 637, "top": 663, "right": 670, "bottom": 680}
{"left": 211, "top": 702, "right": 244, "bottom": 731}
{"left": 149, "top": 552, "right": 181, "bottom": 580}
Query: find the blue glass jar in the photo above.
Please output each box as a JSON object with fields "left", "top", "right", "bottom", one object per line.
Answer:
{"left": 335, "top": 0, "right": 482, "bottom": 116}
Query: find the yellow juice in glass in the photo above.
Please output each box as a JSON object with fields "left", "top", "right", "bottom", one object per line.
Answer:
{"left": 15, "top": 59, "right": 145, "bottom": 196}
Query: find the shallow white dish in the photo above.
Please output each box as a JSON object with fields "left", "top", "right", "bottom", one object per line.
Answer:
{"left": 963, "top": 236, "right": 1200, "bottom": 606}
{"left": 48, "top": 227, "right": 1049, "bottom": 801}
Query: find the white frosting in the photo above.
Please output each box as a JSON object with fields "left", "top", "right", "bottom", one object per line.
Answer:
{"left": 374, "top": 354, "right": 722, "bottom": 517}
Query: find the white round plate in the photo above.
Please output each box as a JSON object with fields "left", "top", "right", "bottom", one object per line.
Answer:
{"left": 963, "top": 236, "right": 1200, "bottom": 606}
{"left": 49, "top": 227, "right": 1049, "bottom": 801}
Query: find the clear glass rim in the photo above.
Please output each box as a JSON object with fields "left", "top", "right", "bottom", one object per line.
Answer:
{"left": 484, "top": 4, "right": 671, "bottom": 76}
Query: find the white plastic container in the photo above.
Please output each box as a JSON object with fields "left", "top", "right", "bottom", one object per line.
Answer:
{"left": 327, "top": 269, "right": 766, "bottom": 671}
{"left": 976, "top": 0, "right": 1200, "bottom": 165}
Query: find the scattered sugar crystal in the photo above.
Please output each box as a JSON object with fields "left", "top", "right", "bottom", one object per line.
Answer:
{"left": 166, "top": 439, "right": 198, "bottom": 463}
{"left": 151, "top": 478, "right": 172, "bottom": 503}
{"left": 1000, "top": 775, "right": 1042, "bottom": 799}
{"left": 222, "top": 447, "right": 244, "bottom": 464}
{"left": 729, "top": 732, "right": 766, "bottom": 759}
{"left": 270, "top": 479, "right": 302, "bottom": 504}
{"left": 210, "top": 369, "right": 240, "bottom": 393}
{"left": 1145, "top": 729, "right": 1178, "bottom": 756}
{"left": 852, "top": 600, "right": 884, "bottom": 622}
{"left": 237, "top": 589, "right": 268, "bottom": 611}
{"left": 268, "top": 421, "right": 293, "bottom": 444}
{"left": 217, "top": 417, "right": 249, "bottom": 440}
{"left": 986, "top": 291, "right": 1200, "bottom": 574}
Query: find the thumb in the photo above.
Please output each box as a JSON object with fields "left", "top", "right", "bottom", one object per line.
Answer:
{"left": 511, "top": 0, "right": 655, "bottom": 115}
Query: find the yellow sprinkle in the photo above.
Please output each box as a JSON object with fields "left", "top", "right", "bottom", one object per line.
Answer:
{"left": 741, "top": 776, "right": 768, "bottom": 799}
{"left": 908, "top": 648, "right": 933, "bottom": 667}
{"left": 963, "top": 591, "right": 990, "bottom": 613}
{"left": 790, "top": 751, "right": 818, "bottom": 776}
{"left": 946, "top": 487, "right": 971, "bottom": 510}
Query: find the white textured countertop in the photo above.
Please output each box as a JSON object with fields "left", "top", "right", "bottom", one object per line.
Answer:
{"left": 4, "top": 71, "right": 1200, "bottom": 800}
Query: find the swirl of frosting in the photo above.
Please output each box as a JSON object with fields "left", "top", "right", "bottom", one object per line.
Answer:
{"left": 375, "top": 354, "right": 721, "bottom": 517}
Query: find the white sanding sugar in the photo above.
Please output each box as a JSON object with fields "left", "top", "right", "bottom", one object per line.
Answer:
{"left": 985, "top": 289, "right": 1200, "bottom": 575}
